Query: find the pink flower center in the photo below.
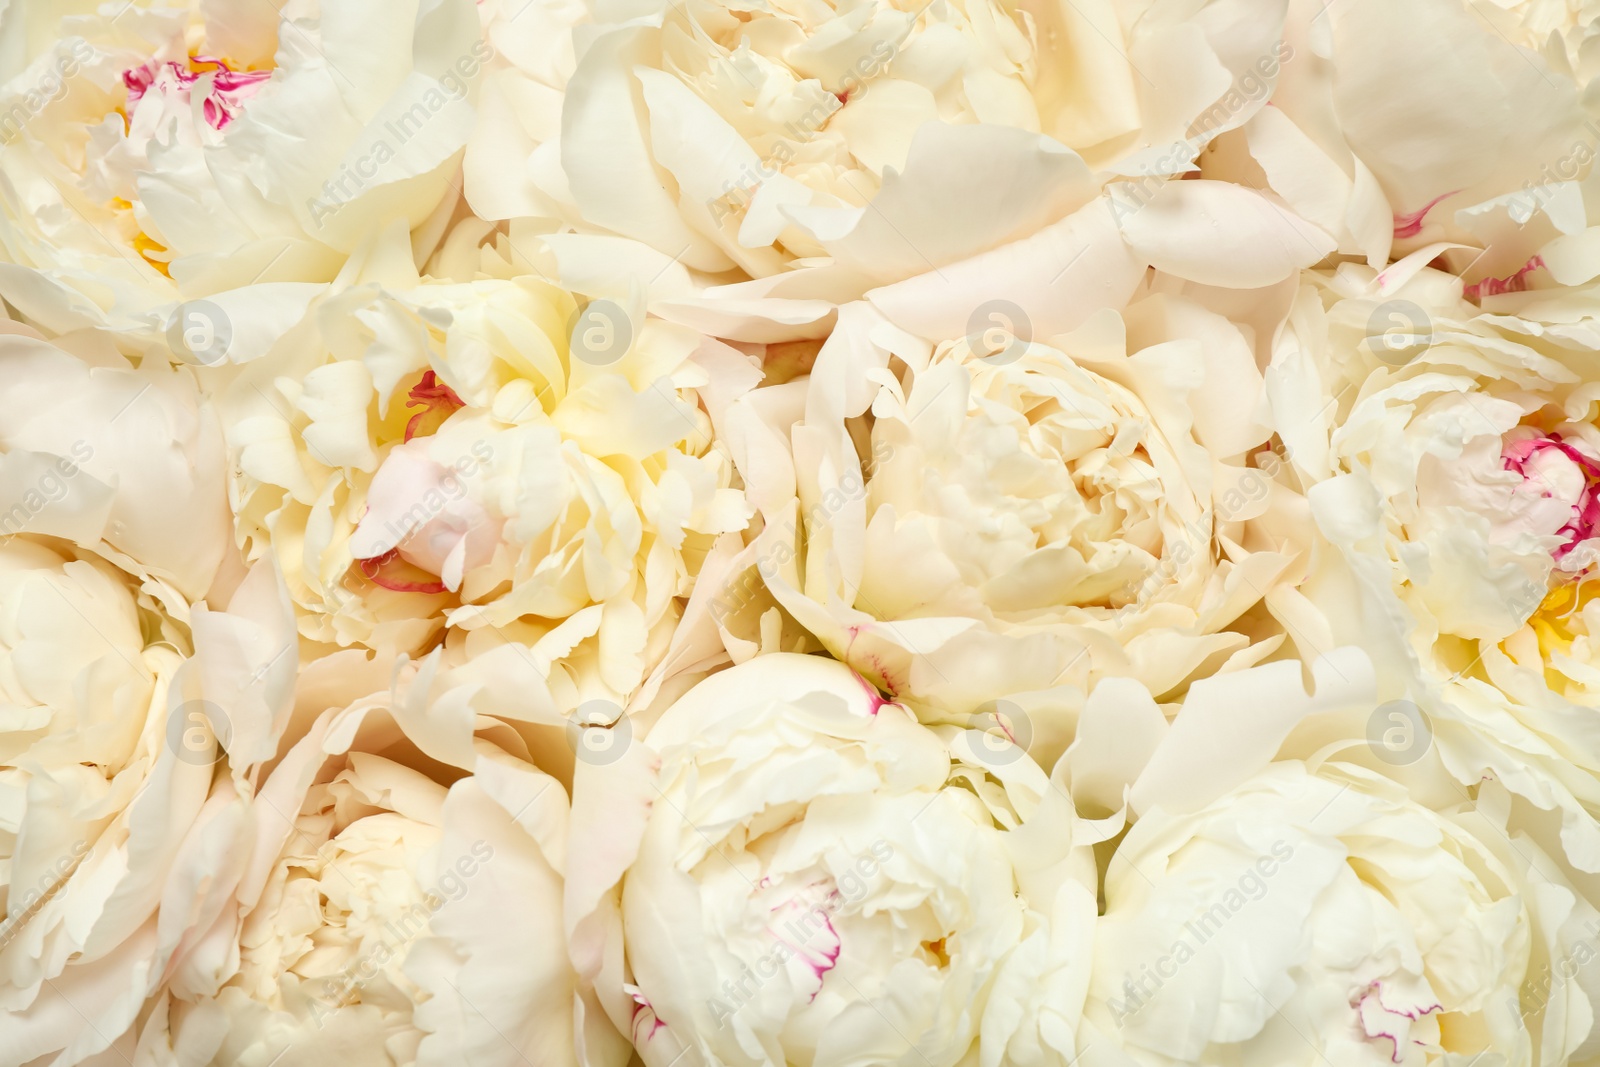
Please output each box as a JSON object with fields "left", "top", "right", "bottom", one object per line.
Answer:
{"left": 1503, "top": 433, "right": 1600, "bottom": 563}
{"left": 122, "top": 55, "right": 271, "bottom": 130}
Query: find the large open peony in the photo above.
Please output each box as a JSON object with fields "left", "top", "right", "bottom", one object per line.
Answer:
{"left": 720, "top": 298, "right": 1291, "bottom": 718}
{"left": 568, "top": 652, "right": 1100, "bottom": 1067}
{"left": 0, "top": 536, "right": 208, "bottom": 1067}
{"left": 219, "top": 270, "right": 752, "bottom": 704}
{"left": 1081, "top": 759, "right": 1599, "bottom": 1065}
{"left": 0, "top": 0, "right": 485, "bottom": 337}
{"left": 0, "top": 329, "right": 294, "bottom": 1066}
{"left": 1263, "top": 263, "right": 1600, "bottom": 877}
{"left": 139, "top": 643, "right": 582, "bottom": 1067}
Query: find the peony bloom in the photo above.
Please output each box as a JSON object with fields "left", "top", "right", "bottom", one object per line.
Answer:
{"left": 218, "top": 272, "right": 752, "bottom": 703}
{"left": 569, "top": 652, "right": 1100, "bottom": 1067}
{"left": 718, "top": 298, "right": 1292, "bottom": 717}
{"left": 0, "top": 537, "right": 207, "bottom": 1067}
{"left": 466, "top": 0, "right": 1297, "bottom": 288}
{"left": 140, "top": 642, "right": 582, "bottom": 1067}
{"left": 1262, "top": 262, "right": 1600, "bottom": 876}
{"left": 0, "top": 0, "right": 485, "bottom": 337}
{"left": 0, "top": 330, "right": 294, "bottom": 1065}
{"left": 1235, "top": 0, "right": 1590, "bottom": 289}
{"left": 1081, "top": 759, "right": 1599, "bottom": 1065}
{"left": 1049, "top": 653, "right": 1600, "bottom": 1066}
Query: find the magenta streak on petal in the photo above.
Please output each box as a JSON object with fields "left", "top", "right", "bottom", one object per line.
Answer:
{"left": 1393, "top": 190, "right": 1458, "bottom": 238}
{"left": 843, "top": 624, "right": 903, "bottom": 698}
{"left": 1357, "top": 983, "right": 1443, "bottom": 1063}
{"left": 1503, "top": 434, "right": 1600, "bottom": 559}
{"left": 992, "top": 710, "right": 1017, "bottom": 745}
{"left": 805, "top": 913, "right": 843, "bottom": 1000}
{"left": 1393, "top": 190, "right": 1459, "bottom": 238}
{"left": 629, "top": 991, "right": 667, "bottom": 1042}
{"left": 1465, "top": 255, "right": 1546, "bottom": 301}
{"left": 852, "top": 670, "right": 890, "bottom": 716}
{"left": 863, "top": 652, "right": 900, "bottom": 697}
{"left": 123, "top": 55, "right": 270, "bottom": 130}
{"left": 763, "top": 897, "right": 843, "bottom": 1002}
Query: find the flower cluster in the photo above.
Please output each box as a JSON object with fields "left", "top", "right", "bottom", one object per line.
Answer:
{"left": 3, "top": 0, "right": 1600, "bottom": 1065}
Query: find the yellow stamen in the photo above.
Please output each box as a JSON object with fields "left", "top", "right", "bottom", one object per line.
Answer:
{"left": 1529, "top": 580, "right": 1597, "bottom": 659}
{"left": 110, "top": 198, "right": 172, "bottom": 277}
{"left": 131, "top": 232, "right": 171, "bottom": 277}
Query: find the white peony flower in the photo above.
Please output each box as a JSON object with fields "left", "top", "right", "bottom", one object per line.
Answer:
{"left": 141, "top": 645, "right": 581, "bottom": 1067}
{"left": 0, "top": 534, "right": 291, "bottom": 1062}
{"left": 718, "top": 298, "right": 1293, "bottom": 718}
{"left": 0, "top": 0, "right": 485, "bottom": 337}
{"left": 217, "top": 272, "right": 752, "bottom": 704}
{"left": 466, "top": 0, "right": 1299, "bottom": 290}
{"left": 569, "top": 652, "right": 1101, "bottom": 1067}
{"left": 1080, "top": 759, "right": 1599, "bottom": 1066}
{"left": 1262, "top": 264, "right": 1600, "bottom": 877}
{"left": 0, "top": 536, "right": 203, "bottom": 1067}
{"left": 1038, "top": 650, "right": 1600, "bottom": 1066}
{"left": 0, "top": 333, "right": 292, "bottom": 1065}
